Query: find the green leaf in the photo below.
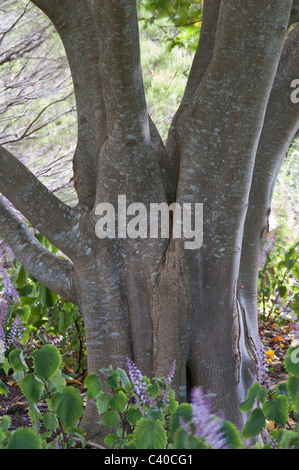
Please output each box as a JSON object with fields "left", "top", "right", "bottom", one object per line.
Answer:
{"left": 19, "top": 304, "right": 31, "bottom": 323}
{"left": 109, "top": 391, "right": 127, "bottom": 412}
{"left": 147, "top": 383, "right": 160, "bottom": 399}
{"left": 122, "top": 440, "right": 136, "bottom": 449}
{"left": 279, "top": 430, "right": 299, "bottom": 449}
{"left": 172, "top": 426, "right": 204, "bottom": 449}
{"left": 116, "top": 368, "right": 130, "bottom": 388}
{"left": 52, "top": 386, "right": 83, "bottom": 427}
{"left": 221, "top": 421, "right": 244, "bottom": 449}
{"left": 104, "top": 433, "right": 118, "bottom": 448}
{"left": 134, "top": 418, "right": 167, "bottom": 449}
{"left": 257, "top": 388, "right": 268, "bottom": 404}
{"left": 262, "top": 396, "right": 288, "bottom": 427}
{"left": 38, "top": 283, "right": 58, "bottom": 307}
{"left": 102, "top": 409, "right": 119, "bottom": 427}
{"left": 148, "top": 407, "right": 164, "bottom": 421}
{"left": 239, "top": 382, "right": 261, "bottom": 413}
{"left": 106, "top": 371, "right": 120, "bottom": 389}
{"left": 32, "top": 344, "right": 61, "bottom": 381}
{"left": 288, "top": 376, "right": 299, "bottom": 414}
{"left": 284, "top": 347, "right": 299, "bottom": 378}
{"left": 0, "top": 379, "right": 9, "bottom": 397}
{"left": 96, "top": 391, "right": 113, "bottom": 414}
{"left": 0, "top": 358, "right": 10, "bottom": 376}
{"left": 58, "top": 309, "right": 73, "bottom": 335}
{"left": 276, "top": 381, "right": 289, "bottom": 398}
{"left": 167, "top": 396, "right": 178, "bottom": 414}
{"left": 20, "top": 373, "right": 43, "bottom": 402}
{"left": 169, "top": 403, "right": 193, "bottom": 440}
{"left": 9, "top": 349, "right": 28, "bottom": 373}
{"left": 72, "top": 427, "right": 86, "bottom": 448}
{"left": 7, "top": 428, "right": 42, "bottom": 449}
{"left": 100, "top": 365, "right": 113, "bottom": 374}
{"left": 242, "top": 408, "right": 266, "bottom": 439}
{"left": 278, "top": 285, "right": 287, "bottom": 297}
{"left": 43, "top": 412, "right": 59, "bottom": 432}
{"left": 0, "top": 415, "right": 11, "bottom": 430}
{"left": 48, "top": 369, "right": 66, "bottom": 394}
{"left": 12, "top": 371, "right": 25, "bottom": 384}
{"left": 85, "top": 373, "right": 102, "bottom": 399}
{"left": 29, "top": 403, "right": 42, "bottom": 432}
{"left": 15, "top": 265, "right": 27, "bottom": 288}
{"left": 126, "top": 405, "right": 143, "bottom": 426}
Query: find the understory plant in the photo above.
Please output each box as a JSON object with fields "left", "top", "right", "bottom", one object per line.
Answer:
{"left": 0, "top": 337, "right": 299, "bottom": 449}
{"left": 258, "top": 236, "right": 299, "bottom": 325}
{"left": 0, "top": 344, "right": 85, "bottom": 449}
{"left": 0, "top": 238, "right": 86, "bottom": 376}
{"left": 1, "top": 238, "right": 299, "bottom": 449}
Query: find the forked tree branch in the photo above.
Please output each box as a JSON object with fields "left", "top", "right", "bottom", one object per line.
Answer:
{"left": 0, "top": 197, "right": 78, "bottom": 305}
{"left": 0, "top": 145, "right": 74, "bottom": 255}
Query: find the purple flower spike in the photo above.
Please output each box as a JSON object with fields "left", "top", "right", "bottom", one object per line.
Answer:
{"left": 163, "top": 360, "right": 176, "bottom": 407}
{"left": 190, "top": 387, "right": 228, "bottom": 449}
{"left": 165, "top": 360, "right": 176, "bottom": 385}
{"left": 255, "top": 337, "right": 272, "bottom": 389}
{"left": 127, "top": 358, "right": 151, "bottom": 414}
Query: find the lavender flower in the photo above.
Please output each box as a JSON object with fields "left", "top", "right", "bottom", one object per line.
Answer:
{"left": 7, "top": 315, "right": 25, "bottom": 347}
{"left": 0, "top": 245, "right": 23, "bottom": 351}
{"left": 190, "top": 387, "right": 228, "bottom": 449}
{"left": 163, "top": 360, "right": 176, "bottom": 406}
{"left": 165, "top": 360, "right": 176, "bottom": 385}
{"left": 254, "top": 336, "right": 272, "bottom": 390}
{"left": 127, "top": 359, "right": 177, "bottom": 412}
{"left": 0, "top": 246, "right": 19, "bottom": 304}
{"left": 55, "top": 440, "right": 63, "bottom": 449}
{"left": 267, "top": 434, "right": 279, "bottom": 449}
{"left": 127, "top": 358, "right": 152, "bottom": 413}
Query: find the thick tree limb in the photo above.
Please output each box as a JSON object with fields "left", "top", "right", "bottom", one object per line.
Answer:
{"left": 0, "top": 145, "right": 74, "bottom": 254}
{"left": 174, "top": 0, "right": 293, "bottom": 406}
{"left": 32, "top": 0, "right": 106, "bottom": 207}
{"left": 165, "top": 0, "right": 221, "bottom": 201}
{"left": 90, "top": 0, "right": 149, "bottom": 143}
{"left": 0, "top": 197, "right": 78, "bottom": 305}
{"left": 239, "top": 24, "right": 299, "bottom": 296}
{"left": 177, "top": 0, "right": 292, "bottom": 215}
{"left": 180, "top": 0, "right": 221, "bottom": 108}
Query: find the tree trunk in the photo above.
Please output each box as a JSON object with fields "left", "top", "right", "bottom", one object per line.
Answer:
{"left": 0, "top": 0, "right": 298, "bottom": 444}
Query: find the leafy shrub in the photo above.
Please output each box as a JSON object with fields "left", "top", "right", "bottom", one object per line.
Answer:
{"left": 258, "top": 236, "right": 299, "bottom": 326}
{"left": 0, "top": 344, "right": 85, "bottom": 449}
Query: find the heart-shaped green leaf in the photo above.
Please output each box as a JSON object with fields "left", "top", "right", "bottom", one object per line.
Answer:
{"left": 51, "top": 386, "right": 83, "bottom": 427}
{"left": 84, "top": 373, "right": 102, "bottom": 399}
{"left": 33, "top": 344, "right": 61, "bottom": 381}
{"left": 134, "top": 418, "right": 167, "bottom": 449}
{"left": 20, "top": 373, "right": 43, "bottom": 402}
{"left": 242, "top": 408, "right": 265, "bottom": 439}
{"left": 7, "top": 428, "right": 42, "bottom": 449}
{"left": 262, "top": 396, "right": 288, "bottom": 427}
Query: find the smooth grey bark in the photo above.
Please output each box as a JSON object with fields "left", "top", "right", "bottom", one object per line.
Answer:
{"left": 238, "top": 24, "right": 299, "bottom": 363}
{"left": 0, "top": 0, "right": 298, "bottom": 442}
{"left": 165, "top": 0, "right": 221, "bottom": 201}
{"left": 0, "top": 198, "right": 78, "bottom": 304}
